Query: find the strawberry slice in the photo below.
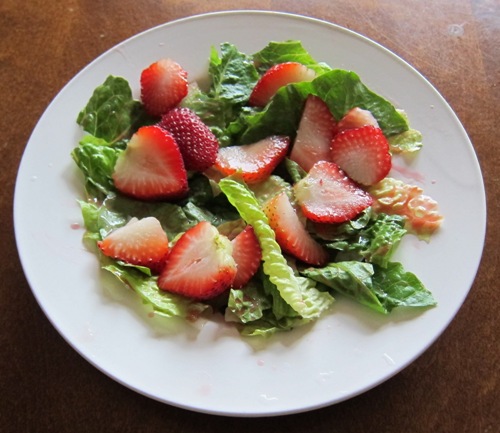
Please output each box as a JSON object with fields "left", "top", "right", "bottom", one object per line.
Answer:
{"left": 330, "top": 125, "right": 392, "bottom": 186}
{"left": 289, "top": 95, "right": 338, "bottom": 171}
{"left": 159, "top": 107, "right": 219, "bottom": 172}
{"left": 140, "top": 58, "right": 188, "bottom": 117}
{"left": 294, "top": 161, "right": 373, "bottom": 223}
{"left": 230, "top": 225, "right": 262, "bottom": 288}
{"left": 264, "top": 191, "right": 329, "bottom": 266}
{"left": 249, "top": 62, "right": 316, "bottom": 107}
{"left": 112, "top": 125, "right": 188, "bottom": 200}
{"left": 158, "top": 221, "right": 237, "bottom": 300}
{"left": 336, "top": 107, "right": 379, "bottom": 132}
{"left": 98, "top": 217, "right": 169, "bottom": 273}
{"left": 214, "top": 135, "right": 290, "bottom": 183}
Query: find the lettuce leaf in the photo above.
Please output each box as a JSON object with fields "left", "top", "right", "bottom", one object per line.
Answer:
{"left": 226, "top": 281, "right": 313, "bottom": 337}
{"left": 388, "top": 110, "right": 423, "bottom": 153}
{"left": 103, "top": 263, "right": 208, "bottom": 319}
{"left": 71, "top": 135, "right": 123, "bottom": 200}
{"left": 219, "top": 177, "right": 334, "bottom": 319}
{"left": 325, "top": 212, "right": 407, "bottom": 267}
{"left": 301, "top": 261, "right": 436, "bottom": 313}
{"left": 185, "top": 41, "right": 409, "bottom": 149}
{"left": 388, "top": 128, "right": 423, "bottom": 154}
{"left": 183, "top": 43, "right": 260, "bottom": 146}
{"left": 76, "top": 75, "right": 153, "bottom": 143}
{"left": 237, "top": 69, "right": 409, "bottom": 143}
{"left": 209, "top": 43, "right": 260, "bottom": 104}
{"left": 372, "top": 262, "right": 436, "bottom": 311}
{"left": 252, "top": 40, "right": 331, "bottom": 74}
{"left": 227, "top": 281, "right": 271, "bottom": 323}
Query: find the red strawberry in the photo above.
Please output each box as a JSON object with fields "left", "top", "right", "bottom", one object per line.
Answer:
{"left": 230, "top": 226, "right": 262, "bottom": 288}
{"left": 214, "top": 135, "right": 290, "bottom": 183}
{"left": 98, "top": 217, "right": 169, "bottom": 273}
{"left": 158, "top": 221, "right": 237, "bottom": 300}
{"left": 112, "top": 125, "right": 188, "bottom": 200}
{"left": 289, "top": 95, "right": 338, "bottom": 171}
{"left": 159, "top": 107, "right": 219, "bottom": 172}
{"left": 336, "top": 107, "right": 379, "bottom": 132}
{"left": 249, "top": 62, "right": 316, "bottom": 107}
{"left": 140, "top": 58, "right": 188, "bottom": 117}
{"left": 293, "top": 161, "right": 373, "bottom": 223}
{"left": 330, "top": 125, "right": 392, "bottom": 186}
{"left": 264, "top": 191, "right": 329, "bottom": 266}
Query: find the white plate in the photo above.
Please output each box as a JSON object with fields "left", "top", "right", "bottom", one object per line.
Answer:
{"left": 14, "top": 11, "right": 486, "bottom": 417}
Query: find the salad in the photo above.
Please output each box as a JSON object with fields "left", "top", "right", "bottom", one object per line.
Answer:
{"left": 72, "top": 40, "right": 443, "bottom": 337}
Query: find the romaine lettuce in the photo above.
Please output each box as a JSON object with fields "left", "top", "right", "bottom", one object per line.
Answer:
{"left": 301, "top": 261, "right": 436, "bottom": 313}
{"left": 219, "top": 177, "right": 334, "bottom": 319}
{"left": 77, "top": 75, "right": 153, "bottom": 143}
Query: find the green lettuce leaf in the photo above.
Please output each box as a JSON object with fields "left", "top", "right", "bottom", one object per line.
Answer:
{"left": 311, "top": 70, "right": 408, "bottom": 136}
{"left": 71, "top": 135, "right": 123, "bottom": 199}
{"left": 227, "top": 282, "right": 312, "bottom": 337}
{"left": 76, "top": 75, "right": 153, "bottom": 143}
{"left": 209, "top": 43, "right": 260, "bottom": 104}
{"left": 78, "top": 200, "right": 127, "bottom": 241}
{"left": 388, "top": 129, "right": 423, "bottom": 153}
{"left": 325, "top": 212, "right": 407, "bottom": 267}
{"left": 103, "top": 263, "right": 208, "bottom": 319}
{"left": 252, "top": 40, "right": 331, "bottom": 74}
{"left": 227, "top": 282, "right": 271, "bottom": 324}
{"left": 284, "top": 158, "right": 308, "bottom": 183}
{"left": 183, "top": 43, "right": 260, "bottom": 146}
{"left": 302, "top": 261, "right": 436, "bottom": 313}
{"left": 236, "top": 69, "right": 408, "bottom": 144}
{"left": 388, "top": 110, "right": 423, "bottom": 153}
{"left": 219, "top": 177, "right": 334, "bottom": 319}
{"left": 372, "top": 262, "right": 436, "bottom": 311}
{"left": 302, "top": 261, "right": 386, "bottom": 313}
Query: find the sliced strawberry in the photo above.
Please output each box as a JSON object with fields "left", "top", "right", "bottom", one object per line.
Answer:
{"left": 336, "top": 107, "right": 379, "bottom": 132}
{"left": 159, "top": 107, "right": 219, "bottom": 172}
{"left": 140, "top": 58, "right": 188, "bottom": 117}
{"left": 264, "top": 192, "right": 329, "bottom": 266}
{"left": 214, "top": 135, "right": 290, "bottom": 183}
{"left": 293, "top": 161, "right": 373, "bottom": 224}
{"left": 98, "top": 217, "right": 169, "bottom": 273}
{"left": 230, "top": 225, "right": 262, "bottom": 288}
{"left": 158, "top": 221, "right": 237, "bottom": 300}
{"left": 249, "top": 62, "right": 316, "bottom": 107}
{"left": 330, "top": 125, "right": 392, "bottom": 186}
{"left": 289, "top": 95, "right": 337, "bottom": 171}
{"left": 112, "top": 125, "right": 188, "bottom": 200}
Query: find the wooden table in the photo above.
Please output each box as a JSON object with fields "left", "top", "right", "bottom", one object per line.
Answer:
{"left": 1, "top": 1, "right": 498, "bottom": 431}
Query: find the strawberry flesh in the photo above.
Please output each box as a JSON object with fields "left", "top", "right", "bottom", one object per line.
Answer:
{"left": 336, "top": 107, "right": 379, "bottom": 132}
{"left": 158, "top": 221, "right": 237, "bottom": 300}
{"left": 294, "top": 161, "right": 373, "bottom": 223}
{"left": 290, "top": 95, "right": 337, "bottom": 171}
{"left": 140, "top": 58, "right": 188, "bottom": 117}
{"left": 264, "top": 191, "right": 329, "bottom": 266}
{"left": 230, "top": 225, "right": 262, "bottom": 288}
{"left": 112, "top": 125, "right": 188, "bottom": 200}
{"left": 214, "top": 135, "right": 290, "bottom": 183}
{"left": 330, "top": 125, "right": 392, "bottom": 186}
{"left": 98, "top": 217, "right": 169, "bottom": 273}
{"left": 159, "top": 107, "right": 219, "bottom": 172}
{"left": 249, "top": 62, "right": 316, "bottom": 107}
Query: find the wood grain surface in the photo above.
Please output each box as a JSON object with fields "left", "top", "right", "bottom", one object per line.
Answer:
{"left": 1, "top": 1, "right": 498, "bottom": 432}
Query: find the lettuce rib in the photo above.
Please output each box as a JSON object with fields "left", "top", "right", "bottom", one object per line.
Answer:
{"left": 219, "top": 177, "right": 333, "bottom": 319}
